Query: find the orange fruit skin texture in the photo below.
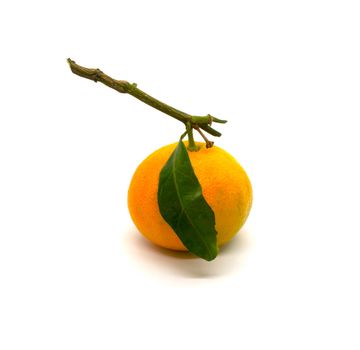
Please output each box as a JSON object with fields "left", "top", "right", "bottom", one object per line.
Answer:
{"left": 128, "top": 141, "right": 253, "bottom": 251}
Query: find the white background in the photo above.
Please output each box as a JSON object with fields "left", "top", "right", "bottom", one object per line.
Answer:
{"left": 0, "top": 1, "right": 359, "bottom": 349}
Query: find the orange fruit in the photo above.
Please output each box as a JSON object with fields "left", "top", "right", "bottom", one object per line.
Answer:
{"left": 128, "top": 141, "right": 252, "bottom": 251}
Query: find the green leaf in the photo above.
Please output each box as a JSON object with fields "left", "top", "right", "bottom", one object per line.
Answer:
{"left": 157, "top": 140, "right": 218, "bottom": 261}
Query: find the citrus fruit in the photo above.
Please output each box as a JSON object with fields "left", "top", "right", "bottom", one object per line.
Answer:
{"left": 128, "top": 141, "right": 252, "bottom": 251}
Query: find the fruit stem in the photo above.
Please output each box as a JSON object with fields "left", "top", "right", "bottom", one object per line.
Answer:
{"left": 186, "top": 122, "right": 199, "bottom": 151}
{"left": 67, "top": 58, "right": 227, "bottom": 151}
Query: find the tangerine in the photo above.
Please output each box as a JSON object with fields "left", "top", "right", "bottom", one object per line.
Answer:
{"left": 128, "top": 141, "right": 252, "bottom": 251}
